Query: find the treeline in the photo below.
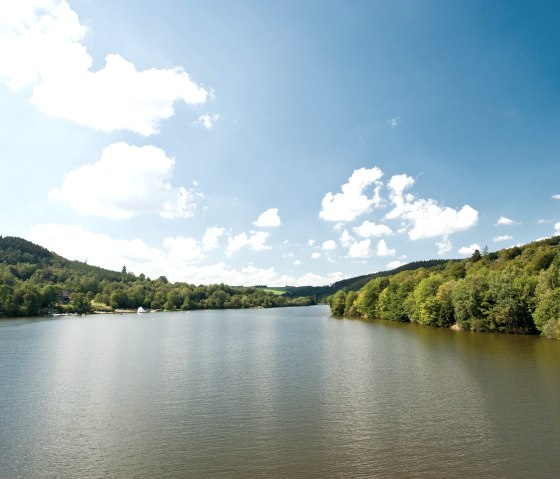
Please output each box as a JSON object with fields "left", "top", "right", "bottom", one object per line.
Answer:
{"left": 328, "top": 237, "right": 560, "bottom": 339}
{"left": 0, "top": 236, "right": 314, "bottom": 317}
{"left": 285, "top": 259, "right": 451, "bottom": 302}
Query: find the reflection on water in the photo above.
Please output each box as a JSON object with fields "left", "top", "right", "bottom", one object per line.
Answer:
{"left": 1, "top": 306, "right": 559, "bottom": 478}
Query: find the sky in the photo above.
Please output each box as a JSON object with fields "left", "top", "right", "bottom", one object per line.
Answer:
{"left": 1, "top": 0, "right": 560, "bottom": 286}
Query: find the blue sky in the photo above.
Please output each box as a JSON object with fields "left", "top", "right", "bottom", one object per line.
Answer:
{"left": 1, "top": 0, "right": 559, "bottom": 286}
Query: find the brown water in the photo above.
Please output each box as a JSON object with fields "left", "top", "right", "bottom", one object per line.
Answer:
{"left": 1, "top": 305, "right": 559, "bottom": 478}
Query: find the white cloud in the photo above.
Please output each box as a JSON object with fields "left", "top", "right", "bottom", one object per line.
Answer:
{"left": 293, "top": 272, "right": 346, "bottom": 287}
{"left": 319, "top": 166, "right": 383, "bottom": 222}
{"left": 387, "top": 117, "right": 400, "bottom": 128}
{"left": 555, "top": 223, "right": 560, "bottom": 235}
{"left": 353, "top": 220, "right": 392, "bottom": 238}
{"left": 347, "top": 239, "right": 371, "bottom": 258}
{"left": 163, "top": 236, "right": 205, "bottom": 263}
{"left": 436, "top": 236, "right": 453, "bottom": 255}
{"left": 385, "top": 174, "right": 478, "bottom": 239}
{"left": 0, "top": 1, "right": 208, "bottom": 135}
{"left": 202, "top": 226, "right": 225, "bottom": 252}
{"left": 376, "top": 239, "right": 396, "bottom": 257}
{"left": 226, "top": 231, "right": 271, "bottom": 256}
{"left": 162, "top": 227, "right": 224, "bottom": 263}
{"left": 308, "top": 239, "right": 316, "bottom": 247}
{"left": 496, "top": 216, "right": 517, "bottom": 226}
{"left": 25, "top": 223, "right": 166, "bottom": 273}
{"left": 458, "top": 243, "right": 481, "bottom": 256}
{"left": 253, "top": 208, "right": 281, "bottom": 227}
{"left": 493, "top": 234, "right": 513, "bottom": 242}
{"left": 195, "top": 113, "right": 223, "bottom": 130}
{"left": 322, "top": 240, "right": 336, "bottom": 251}
{"left": 293, "top": 260, "right": 301, "bottom": 266}
{"left": 24, "top": 223, "right": 348, "bottom": 286}
{"left": 386, "top": 260, "right": 404, "bottom": 270}
{"left": 552, "top": 195, "right": 560, "bottom": 200}
{"left": 538, "top": 219, "right": 552, "bottom": 224}
{"left": 340, "top": 230, "right": 354, "bottom": 248}
{"left": 49, "top": 142, "right": 198, "bottom": 219}
{"left": 311, "top": 252, "right": 321, "bottom": 259}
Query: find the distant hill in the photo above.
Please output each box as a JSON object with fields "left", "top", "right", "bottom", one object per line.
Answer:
{"left": 0, "top": 235, "right": 130, "bottom": 282}
{"left": 284, "top": 259, "right": 452, "bottom": 301}
{"left": 0, "top": 236, "right": 314, "bottom": 317}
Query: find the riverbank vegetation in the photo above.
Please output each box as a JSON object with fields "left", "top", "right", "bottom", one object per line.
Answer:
{"left": 0, "top": 236, "right": 314, "bottom": 317}
{"left": 328, "top": 236, "right": 560, "bottom": 339}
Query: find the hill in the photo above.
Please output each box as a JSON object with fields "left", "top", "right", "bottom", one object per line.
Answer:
{"left": 0, "top": 236, "right": 314, "bottom": 317}
{"left": 327, "top": 236, "right": 560, "bottom": 339}
{"left": 284, "top": 259, "right": 452, "bottom": 302}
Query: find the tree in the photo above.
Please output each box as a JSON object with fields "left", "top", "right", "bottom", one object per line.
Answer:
{"left": 329, "top": 290, "right": 346, "bottom": 316}
{"left": 486, "top": 268, "right": 535, "bottom": 334}
{"left": 70, "top": 292, "right": 91, "bottom": 314}
{"left": 533, "top": 288, "right": 560, "bottom": 339}
{"left": 41, "top": 284, "right": 61, "bottom": 310}
{"left": 344, "top": 291, "right": 359, "bottom": 317}
{"left": 412, "top": 274, "right": 445, "bottom": 326}
{"left": 354, "top": 277, "right": 389, "bottom": 318}
{"left": 14, "top": 284, "right": 41, "bottom": 316}
{"left": 109, "top": 289, "right": 128, "bottom": 309}
{"left": 470, "top": 249, "right": 482, "bottom": 262}
{"left": 451, "top": 274, "right": 489, "bottom": 330}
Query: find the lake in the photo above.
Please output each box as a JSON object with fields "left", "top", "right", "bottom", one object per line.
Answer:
{"left": 1, "top": 305, "right": 559, "bottom": 478}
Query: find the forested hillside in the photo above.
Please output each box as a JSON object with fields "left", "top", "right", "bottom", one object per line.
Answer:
{"left": 0, "top": 236, "right": 314, "bottom": 317}
{"left": 285, "top": 259, "right": 450, "bottom": 302}
{"left": 328, "top": 237, "right": 560, "bottom": 339}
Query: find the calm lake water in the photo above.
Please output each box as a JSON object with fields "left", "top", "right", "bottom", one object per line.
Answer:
{"left": 1, "top": 305, "right": 559, "bottom": 478}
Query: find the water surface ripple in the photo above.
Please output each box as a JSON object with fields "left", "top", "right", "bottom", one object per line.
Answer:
{"left": 1, "top": 305, "right": 559, "bottom": 478}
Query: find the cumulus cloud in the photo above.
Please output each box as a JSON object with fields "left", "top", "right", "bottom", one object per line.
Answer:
{"left": 386, "top": 260, "right": 404, "bottom": 270}
{"left": 308, "top": 239, "right": 316, "bottom": 247}
{"left": 24, "top": 223, "right": 348, "bottom": 286}
{"left": 319, "top": 166, "right": 383, "bottom": 222}
{"left": 163, "top": 236, "right": 205, "bottom": 263}
{"left": 293, "top": 272, "right": 346, "bottom": 287}
{"left": 202, "top": 226, "right": 225, "bottom": 252}
{"left": 347, "top": 239, "right": 371, "bottom": 258}
{"left": 376, "top": 239, "right": 396, "bottom": 257}
{"left": 195, "top": 114, "right": 223, "bottom": 130}
{"left": 436, "top": 236, "right": 453, "bottom": 255}
{"left": 0, "top": 1, "right": 208, "bottom": 135}
{"left": 26, "top": 223, "right": 165, "bottom": 272}
{"left": 496, "top": 216, "right": 517, "bottom": 226}
{"left": 353, "top": 220, "right": 392, "bottom": 238}
{"left": 49, "top": 142, "right": 198, "bottom": 219}
{"left": 493, "top": 234, "right": 513, "bottom": 242}
{"left": 322, "top": 240, "right": 336, "bottom": 251}
{"left": 339, "top": 230, "right": 354, "bottom": 248}
{"left": 387, "top": 117, "right": 400, "bottom": 128}
{"left": 253, "top": 208, "right": 281, "bottom": 227}
{"left": 385, "top": 174, "right": 478, "bottom": 239}
{"left": 458, "top": 243, "right": 481, "bottom": 256}
{"left": 311, "top": 252, "right": 321, "bottom": 259}
{"left": 552, "top": 195, "right": 560, "bottom": 200}
{"left": 555, "top": 223, "right": 560, "bottom": 235}
{"left": 226, "top": 231, "right": 271, "bottom": 256}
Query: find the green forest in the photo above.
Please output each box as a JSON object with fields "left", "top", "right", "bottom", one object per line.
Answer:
{"left": 4, "top": 233, "right": 560, "bottom": 339}
{"left": 0, "top": 236, "right": 314, "bottom": 317}
{"left": 328, "top": 236, "right": 560, "bottom": 339}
